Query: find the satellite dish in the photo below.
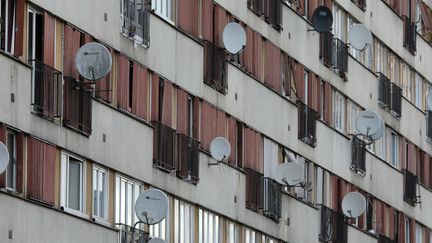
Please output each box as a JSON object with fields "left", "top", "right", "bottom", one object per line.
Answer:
{"left": 210, "top": 137, "right": 231, "bottom": 162}
{"left": 222, "top": 22, "right": 246, "bottom": 54}
{"left": 75, "top": 42, "right": 112, "bottom": 81}
{"left": 284, "top": 148, "right": 297, "bottom": 163}
{"left": 274, "top": 162, "right": 304, "bottom": 186}
{"left": 341, "top": 192, "right": 366, "bottom": 218}
{"left": 369, "top": 116, "right": 385, "bottom": 141}
{"left": 135, "top": 189, "right": 168, "bottom": 225}
{"left": 348, "top": 24, "right": 373, "bottom": 50}
{"left": 427, "top": 92, "right": 432, "bottom": 110}
{"left": 355, "top": 110, "right": 384, "bottom": 140}
{"left": 312, "top": 6, "right": 333, "bottom": 33}
{"left": 0, "top": 142, "right": 10, "bottom": 174}
{"left": 148, "top": 238, "right": 166, "bottom": 243}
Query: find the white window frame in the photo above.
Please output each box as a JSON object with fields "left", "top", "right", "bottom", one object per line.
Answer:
{"left": 0, "top": 0, "right": 16, "bottom": 53}
{"left": 198, "top": 208, "right": 221, "bottom": 243}
{"left": 415, "top": 224, "right": 423, "bottom": 243}
{"left": 115, "top": 174, "right": 143, "bottom": 227}
{"left": 149, "top": 188, "right": 169, "bottom": 241}
{"left": 60, "top": 152, "right": 87, "bottom": 217}
{"left": 120, "top": 0, "right": 148, "bottom": 44}
{"left": 347, "top": 101, "right": 361, "bottom": 135}
{"left": 152, "top": 0, "right": 173, "bottom": 22}
{"left": 244, "top": 228, "right": 257, "bottom": 243}
{"left": 333, "top": 91, "right": 345, "bottom": 133}
{"left": 92, "top": 166, "right": 109, "bottom": 222}
{"left": 389, "top": 130, "right": 398, "bottom": 168}
{"left": 304, "top": 69, "right": 309, "bottom": 105}
{"left": 405, "top": 218, "right": 411, "bottom": 243}
{"left": 174, "top": 198, "right": 195, "bottom": 243}
{"left": 4, "top": 129, "right": 17, "bottom": 191}
{"left": 226, "top": 221, "right": 240, "bottom": 243}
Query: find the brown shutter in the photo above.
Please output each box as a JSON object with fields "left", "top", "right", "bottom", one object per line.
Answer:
{"left": 331, "top": 175, "right": 338, "bottom": 210}
{"left": 407, "top": 143, "right": 416, "bottom": 174}
{"left": 64, "top": 25, "right": 81, "bottom": 79}
{"left": 375, "top": 201, "right": 383, "bottom": 234}
{"left": 151, "top": 73, "right": 159, "bottom": 121}
{"left": 243, "top": 127, "right": 253, "bottom": 169}
{"left": 0, "top": 124, "right": 6, "bottom": 187}
{"left": 227, "top": 116, "right": 237, "bottom": 165}
{"left": 81, "top": 88, "right": 93, "bottom": 135}
{"left": 14, "top": 0, "right": 25, "bottom": 56}
{"left": 42, "top": 143, "right": 56, "bottom": 205}
{"left": 294, "top": 62, "right": 305, "bottom": 101}
{"left": 389, "top": 207, "right": 395, "bottom": 239}
{"left": 117, "top": 54, "right": 130, "bottom": 111}
{"left": 162, "top": 81, "right": 173, "bottom": 127}
{"left": 264, "top": 40, "right": 275, "bottom": 89}
{"left": 324, "top": 82, "right": 332, "bottom": 124}
{"left": 200, "top": 102, "right": 217, "bottom": 151}
{"left": 132, "top": 63, "right": 148, "bottom": 120}
{"left": 420, "top": 2, "right": 432, "bottom": 31}
{"left": 255, "top": 133, "right": 263, "bottom": 173}
{"left": 425, "top": 228, "right": 431, "bottom": 243}
{"left": 96, "top": 48, "right": 114, "bottom": 102}
{"left": 298, "top": 0, "right": 305, "bottom": 15}
{"left": 214, "top": 6, "right": 228, "bottom": 47}
{"left": 410, "top": 219, "right": 415, "bottom": 243}
{"left": 243, "top": 27, "right": 254, "bottom": 73}
{"left": 398, "top": 213, "right": 405, "bottom": 243}
{"left": 282, "top": 53, "right": 292, "bottom": 96}
{"left": 177, "top": 89, "right": 189, "bottom": 135}
{"left": 309, "top": 0, "right": 318, "bottom": 20}
{"left": 177, "top": 0, "right": 199, "bottom": 37}
{"left": 193, "top": 97, "right": 200, "bottom": 140}
{"left": 425, "top": 153, "right": 431, "bottom": 188}
{"left": 253, "top": 33, "right": 264, "bottom": 80}
{"left": 400, "top": 138, "right": 407, "bottom": 170}
{"left": 43, "top": 13, "right": 55, "bottom": 67}
{"left": 16, "top": 133, "right": 24, "bottom": 193}
{"left": 201, "top": 0, "right": 214, "bottom": 41}
{"left": 410, "top": 0, "right": 416, "bottom": 21}
{"left": 216, "top": 110, "right": 227, "bottom": 138}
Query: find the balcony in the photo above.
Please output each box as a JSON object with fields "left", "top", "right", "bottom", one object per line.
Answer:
{"left": 319, "top": 205, "right": 348, "bottom": 243}
{"left": 63, "top": 77, "right": 93, "bottom": 135}
{"left": 390, "top": 83, "right": 402, "bottom": 117}
{"left": 403, "top": 169, "right": 419, "bottom": 206}
{"left": 117, "top": 224, "right": 149, "bottom": 243}
{"left": 248, "top": 0, "right": 264, "bottom": 16}
{"left": 297, "top": 101, "right": 317, "bottom": 147}
{"left": 152, "top": 121, "right": 176, "bottom": 172}
{"left": 265, "top": 0, "right": 282, "bottom": 30}
{"left": 403, "top": 15, "right": 417, "bottom": 55}
{"left": 320, "top": 32, "right": 333, "bottom": 68}
{"left": 427, "top": 111, "right": 432, "bottom": 142}
{"left": 320, "top": 34, "right": 348, "bottom": 78}
{"left": 377, "top": 73, "right": 402, "bottom": 117}
{"left": 245, "top": 168, "right": 263, "bottom": 212}
{"left": 176, "top": 133, "right": 200, "bottom": 184}
{"left": 203, "top": 40, "right": 227, "bottom": 94}
{"left": 120, "top": 0, "right": 151, "bottom": 47}
{"left": 351, "top": 136, "right": 366, "bottom": 176}
{"left": 351, "top": 0, "right": 366, "bottom": 11}
{"left": 263, "top": 177, "right": 282, "bottom": 223}
{"left": 29, "top": 59, "right": 62, "bottom": 120}
{"left": 378, "top": 235, "right": 397, "bottom": 243}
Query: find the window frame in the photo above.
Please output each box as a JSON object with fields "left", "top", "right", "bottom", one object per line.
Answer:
{"left": 4, "top": 129, "right": 17, "bottom": 191}
{"left": 152, "top": 0, "right": 173, "bottom": 22}
{"left": 389, "top": 130, "right": 399, "bottom": 168}
{"left": 0, "top": 0, "right": 16, "bottom": 54}
{"left": 198, "top": 208, "right": 221, "bottom": 243}
{"left": 92, "top": 165, "right": 109, "bottom": 221}
{"left": 115, "top": 174, "right": 143, "bottom": 228}
{"left": 333, "top": 91, "right": 346, "bottom": 133}
{"left": 174, "top": 198, "right": 195, "bottom": 243}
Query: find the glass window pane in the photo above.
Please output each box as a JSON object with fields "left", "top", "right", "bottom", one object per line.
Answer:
{"left": 68, "top": 159, "right": 81, "bottom": 211}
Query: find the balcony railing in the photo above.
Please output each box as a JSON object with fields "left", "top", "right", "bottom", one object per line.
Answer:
{"left": 320, "top": 32, "right": 333, "bottom": 68}
{"left": 378, "top": 73, "right": 391, "bottom": 109}
{"left": 263, "top": 177, "right": 282, "bottom": 222}
{"left": 403, "top": 15, "right": 417, "bottom": 55}
{"left": 390, "top": 82, "right": 402, "bottom": 117}
{"left": 351, "top": 136, "right": 366, "bottom": 176}
{"left": 351, "top": 0, "right": 366, "bottom": 11}
{"left": 332, "top": 38, "right": 349, "bottom": 76}
{"left": 378, "top": 235, "right": 397, "bottom": 243}
{"left": 63, "top": 77, "right": 93, "bottom": 135}
{"left": 152, "top": 121, "right": 176, "bottom": 172}
{"left": 298, "top": 101, "right": 317, "bottom": 147}
{"left": 176, "top": 133, "right": 200, "bottom": 184}
{"left": 245, "top": 168, "right": 263, "bottom": 212}
{"left": 116, "top": 224, "right": 149, "bottom": 243}
{"left": 265, "top": 0, "right": 282, "bottom": 30}
{"left": 427, "top": 111, "right": 432, "bottom": 142}
{"left": 319, "top": 205, "right": 348, "bottom": 243}
{"left": 204, "top": 40, "right": 227, "bottom": 94}
{"left": 29, "top": 59, "right": 62, "bottom": 120}
{"left": 403, "top": 169, "right": 418, "bottom": 206}
{"left": 248, "top": 0, "right": 264, "bottom": 16}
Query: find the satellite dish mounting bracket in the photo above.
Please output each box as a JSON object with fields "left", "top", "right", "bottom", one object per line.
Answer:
{"left": 308, "top": 27, "right": 332, "bottom": 32}
{"left": 208, "top": 155, "right": 226, "bottom": 166}
{"left": 349, "top": 133, "right": 374, "bottom": 146}
{"left": 281, "top": 178, "right": 312, "bottom": 192}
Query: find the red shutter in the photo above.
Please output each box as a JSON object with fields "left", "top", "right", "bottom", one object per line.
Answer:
{"left": 243, "top": 127, "right": 253, "bottom": 169}
{"left": 294, "top": 62, "right": 305, "bottom": 101}
{"left": 96, "top": 48, "right": 114, "bottom": 102}
{"left": 14, "top": 0, "right": 25, "bottom": 56}
{"left": 264, "top": 41, "right": 281, "bottom": 91}
{"left": 132, "top": 63, "right": 148, "bottom": 120}
{"left": 0, "top": 124, "right": 6, "bottom": 187}
{"left": 324, "top": 82, "right": 332, "bottom": 124}
{"left": 420, "top": 2, "right": 432, "bottom": 31}
{"left": 151, "top": 73, "right": 159, "bottom": 121}
{"left": 42, "top": 143, "right": 56, "bottom": 205}
{"left": 375, "top": 201, "right": 383, "bottom": 234}
{"left": 400, "top": 138, "right": 407, "bottom": 170}
{"left": 255, "top": 132, "right": 263, "bottom": 173}
{"left": 16, "top": 133, "right": 24, "bottom": 193}
{"left": 117, "top": 54, "right": 130, "bottom": 111}
{"left": 331, "top": 175, "right": 338, "bottom": 210}
{"left": 389, "top": 207, "right": 395, "bottom": 239}
{"left": 214, "top": 6, "right": 228, "bottom": 47}
{"left": 243, "top": 27, "right": 254, "bottom": 73}
{"left": 253, "top": 33, "right": 264, "bottom": 80}
{"left": 177, "top": 89, "right": 189, "bottom": 135}
{"left": 177, "top": 0, "right": 199, "bottom": 37}
{"left": 216, "top": 110, "right": 227, "bottom": 138}
{"left": 407, "top": 143, "right": 416, "bottom": 174}
{"left": 162, "top": 81, "right": 174, "bottom": 127}
{"left": 398, "top": 213, "right": 405, "bottom": 243}
{"left": 227, "top": 116, "right": 237, "bottom": 165}
{"left": 63, "top": 25, "right": 81, "bottom": 79}
{"left": 201, "top": 0, "right": 214, "bottom": 41}
{"left": 200, "top": 102, "right": 217, "bottom": 150}
{"left": 309, "top": 0, "right": 318, "bottom": 20}
{"left": 193, "top": 97, "right": 200, "bottom": 140}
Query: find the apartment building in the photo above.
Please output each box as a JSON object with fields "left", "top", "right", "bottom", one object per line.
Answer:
{"left": 0, "top": 0, "right": 432, "bottom": 242}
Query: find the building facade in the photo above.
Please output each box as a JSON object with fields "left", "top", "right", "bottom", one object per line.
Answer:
{"left": 0, "top": 0, "right": 432, "bottom": 242}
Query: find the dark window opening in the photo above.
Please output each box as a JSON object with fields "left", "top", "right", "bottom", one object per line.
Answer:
{"left": 318, "top": 205, "right": 348, "bottom": 243}
{"left": 403, "top": 15, "right": 417, "bottom": 55}
{"left": 351, "top": 136, "right": 366, "bottom": 175}
{"left": 128, "top": 60, "right": 134, "bottom": 110}
{"left": 263, "top": 177, "right": 282, "bottom": 222}
{"left": 245, "top": 168, "right": 263, "bottom": 212}
{"left": 176, "top": 133, "right": 200, "bottom": 184}
{"left": 152, "top": 121, "right": 176, "bottom": 172}
{"left": 403, "top": 169, "right": 419, "bottom": 206}
{"left": 203, "top": 40, "right": 227, "bottom": 94}
{"left": 298, "top": 100, "right": 317, "bottom": 147}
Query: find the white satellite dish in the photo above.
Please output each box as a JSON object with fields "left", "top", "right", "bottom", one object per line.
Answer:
{"left": 75, "top": 42, "right": 112, "bottom": 81}
{"left": 369, "top": 116, "right": 385, "bottom": 141}
{"left": 210, "top": 137, "right": 231, "bottom": 162}
{"left": 427, "top": 92, "right": 432, "bottom": 111}
{"left": 341, "top": 192, "right": 366, "bottom": 218}
{"left": 135, "top": 189, "right": 169, "bottom": 225}
{"left": 274, "top": 162, "right": 304, "bottom": 186}
{"left": 284, "top": 148, "right": 297, "bottom": 163}
{"left": 355, "top": 110, "right": 383, "bottom": 140}
{"left": 348, "top": 24, "right": 372, "bottom": 51}
{"left": 222, "top": 22, "right": 246, "bottom": 55}
{"left": 0, "top": 142, "right": 10, "bottom": 174}
{"left": 148, "top": 238, "right": 166, "bottom": 243}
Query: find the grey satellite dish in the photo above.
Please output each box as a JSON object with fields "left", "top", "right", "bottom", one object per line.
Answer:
{"left": 75, "top": 42, "right": 112, "bottom": 81}
{"left": 355, "top": 110, "right": 383, "bottom": 140}
{"left": 341, "top": 192, "right": 366, "bottom": 218}
{"left": 427, "top": 92, "right": 432, "bottom": 110}
{"left": 148, "top": 238, "right": 166, "bottom": 243}
{"left": 275, "top": 162, "right": 304, "bottom": 186}
{"left": 348, "top": 24, "right": 373, "bottom": 50}
{"left": 369, "top": 116, "right": 385, "bottom": 141}
{"left": 222, "top": 22, "right": 246, "bottom": 55}
{"left": 0, "top": 142, "right": 10, "bottom": 174}
{"left": 312, "top": 6, "right": 333, "bottom": 33}
{"left": 135, "top": 189, "right": 168, "bottom": 225}
{"left": 284, "top": 148, "right": 297, "bottom": 163}
{"left": 210, "top": 137, "right": 231, "bottom": 162}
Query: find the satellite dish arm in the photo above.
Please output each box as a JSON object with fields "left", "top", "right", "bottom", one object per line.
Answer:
{"left": 208, "top": 155, "right": 226, "bottom": 166}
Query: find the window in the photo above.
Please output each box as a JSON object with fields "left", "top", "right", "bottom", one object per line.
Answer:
{"left": 304, "top": 70, "right": 309, "bottom": 105}
{"left": 4, "top": 129, "right": 16, "bottom": 190}
{"left": 415, "top": 224, "right": 423, "bottom": 243}
{"left": 152, "top": 0, "right": 172, "bottom": 21}
{"left": 244, "top": 228, "right": 257, "bottom": 243}
{"left": 405, "top": 218, "right": 411, "bottom": 243}
{"left": 93, "top": 166, "right": 108, "bottom": 220}
{"left": 120, "top": 0, "right": 151, "bottom": 46}
{"left": 332, "top": 5, "right": 347, "bottom": 42}
{"left": 374, "top": 130, "right": 386, "bottom": 159}
{"left": 333, "top": 91, "right": 345, "bottom": 133}
{"left": 226, "top": 221, "right": 240, "bottom": 243}
{"left": 0, "top": 0, "right": 16, "bottom": 53}
{"left": 174, "top": 199, "right": 195, "bottom": 243}
{"left": 262, "top": 235, "right": 277, "bottom": 243}
{"left": 347, "top": 101, "right": 361, "bottom": 135}
{"left": 390, "top": 131, "right": 398, "bottom": 168}
{"left": 150, "top": 199, "right": 169, "bottom": 240}
{"left": 61, "top": 153, "right": 86, "bottom": 214}
{"left": 198, "top": 209, "right": 220, "bottom": 243}
{"left": 414, "top": 73, "right": 423, "bottom": 109}
{"left": 115, "top": 175, "right": 143, "bottom": 227}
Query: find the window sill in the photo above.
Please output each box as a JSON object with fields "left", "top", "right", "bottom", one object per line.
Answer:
{"left": 92, "top": 216, "right": 112, "bottom": 227}
{"left": 62, "top": 207, "right": 89, "bottom": 219}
